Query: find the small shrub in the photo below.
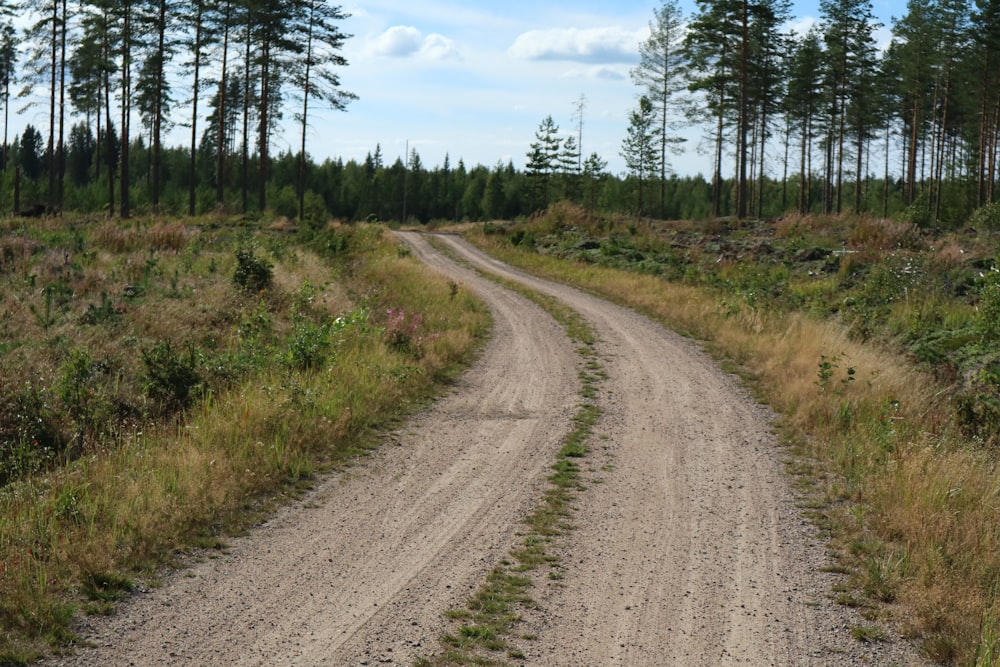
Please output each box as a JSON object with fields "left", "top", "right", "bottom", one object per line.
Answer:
{"left": 286, "top": 320, "right": 331, "bottom": 370}
{"left": 141, "top": 341, "right": 203, "bottom": 410}
{"left": 233, "top": 248, "right": 273, "bottom": 292}
{"left": 79, "top": 292, "right": 123, "bottom": 325}
{"left": 0, "top": 382, "right": 63, "bottom": 485}
{"left": 57, "top": 347, "right": 100, "bottom": 421}
{"left": 968, "top": 202, "right": 1000, "bottom": 231}
{"left": 384, "top": 308, "right": 423, "bottom": 355}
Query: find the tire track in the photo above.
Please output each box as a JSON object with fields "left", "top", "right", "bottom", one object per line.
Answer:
{"left": 47, "top": 233, "right": 581, "bottom": 667}
{"left": 428, "top": 233, "right": 925, "bottom": 666}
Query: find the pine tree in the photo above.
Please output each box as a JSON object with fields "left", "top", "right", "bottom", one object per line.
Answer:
{"left": 621, "top": 96, "right": 662, "bottom": 217}
{"left": 135, "top": 0, "right": 176, "bottom": 212}
{"left": 0, "top": 21, "right": 16, "bottom": 172}
{"left": 685, "top": 0, "right": 741, "bottom": 217}
{"left": 631, "top": 0, "right": 687, "bottom": 218}
{"left": 819, "top": 0, "right": 880, "bottom": 214}
{"left": 582, "top": 152, "right": 607, "bottom": 216}
{"left": 784, "top": 29, "right": 825, "bottom": 214}
{"left": 292, "top": 0, "right": 354, "bottom": 221}
{"left": 525, "top": 115, "right": 560, "bottom": 212}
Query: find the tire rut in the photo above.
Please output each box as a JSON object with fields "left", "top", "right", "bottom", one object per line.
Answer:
{"left": 46, "top": 233, "right": 581, "bottom": 667}
{"left": 427, "top": 233, "right": 926, "bottom": 667}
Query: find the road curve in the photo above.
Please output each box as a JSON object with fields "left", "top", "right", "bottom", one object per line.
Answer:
{"left": 46, "top": 232, "right": 922, "bottom": 666}
{"left": 47, "top": 233, "right": 582, "bottom": 666}
{"left": 420, "top": 233, "right": 924, "bottom": 666}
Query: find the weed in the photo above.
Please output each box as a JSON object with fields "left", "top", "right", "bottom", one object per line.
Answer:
{"left": 384, "top": 308, "right": 424, "bottom": 356}
{"left": 816, "top": 355, "right": 855, "bottom": 394}
{"left": 851, "top": 625, "right": 886, "bottom": 643}
{"left": 79, "top": 292, "right": 122, "bottom": 325}
{"left": 141, "top": 341, "right": 203, "bottom": 410}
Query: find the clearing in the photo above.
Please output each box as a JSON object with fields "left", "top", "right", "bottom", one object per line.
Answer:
{"left": 45, "top": 233, "right": 922, "bottom": 666}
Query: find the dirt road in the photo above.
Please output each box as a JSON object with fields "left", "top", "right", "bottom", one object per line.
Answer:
{"left": 50, "top": 233, "right": 921, "bottom": 666}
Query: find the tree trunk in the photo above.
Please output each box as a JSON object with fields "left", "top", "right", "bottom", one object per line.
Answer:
{"left": 152, "top": 0, "right": 166, "bottom": 212}
{"left": 216, "top": 0, "right": 230, "bottom": 208}
{"left": 736, "top": 1, "right": 749, "bottom": 219}
{"left": 257, "top": 38, "right": 269, "bottom": 213}
{"left": 104, "top": 22, "right": 115, "bottom": 216}
{"left": 120, "top": 0, "right": 131, "bottom": 219}
{"left": 57, "top": 0, "right": 66, "bottom": 213}
{"left": 48, "top": 0, "right": 57, "bottom": 211}
{"left": 189, "top": 0, "right": 203, "bottom": 216}
{"left": 241, "top": 25, "right": 250, "bottom": 214}
{"left": 298, "top": 1, "right": 314, "bottom": 222}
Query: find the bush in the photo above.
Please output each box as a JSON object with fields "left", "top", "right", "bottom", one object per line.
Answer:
{"left": 968, "top": 202, "right": 1000, "bottom": 231}
{"left": 141, "top": 341, "right": 203, "bottom": 410}
{"left": 233, "top": 248, "right": 273, "bottom": 292}
{"left": 286, "top": 320, "right": 332, "bottom": 370}
{"left": 0, "top": 382, "right": 63, "bottom": 485}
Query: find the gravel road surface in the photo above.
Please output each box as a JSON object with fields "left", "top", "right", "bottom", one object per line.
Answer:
{"left": 46, "top": 232, "right": 924, "bottom": 666}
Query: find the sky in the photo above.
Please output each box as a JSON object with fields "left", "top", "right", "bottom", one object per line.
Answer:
{"left": 315, "top": 0, "right": 905, "bottom": 177}
{"left": 9, "top": 0, "right": 907, "bottom": 179}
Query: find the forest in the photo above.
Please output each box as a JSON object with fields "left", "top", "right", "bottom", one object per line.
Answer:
{"left": 1, "top": 0, "right": 1000, "bottom": 229}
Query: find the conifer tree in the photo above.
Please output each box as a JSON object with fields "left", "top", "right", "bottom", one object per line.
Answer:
{"left": 631, "top": 0, "right": 687, "bottom": 218}
{"left": 621, "top": 96, "right": 662, "bottom": 217}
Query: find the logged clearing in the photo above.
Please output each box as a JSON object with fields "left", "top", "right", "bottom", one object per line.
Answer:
{"left": 46, "top": 233, "right": 924, "bottom": 666}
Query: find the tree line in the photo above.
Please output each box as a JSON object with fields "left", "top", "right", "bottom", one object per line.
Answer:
{"left": 1, "top": 0, "right": 998, "bottom": 227}
{"left": 617, "top": 0, "right": 1000, "bottom": 227}
{"left": 1, "top": 0, "right": 353, "bottom": 219}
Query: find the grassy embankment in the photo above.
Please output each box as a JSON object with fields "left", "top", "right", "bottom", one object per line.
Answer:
{"left": 0, "top": 217, "right": 490, "bottom": 663}
{"left": 462, "top": 205, "right": 1000, "bottom": 666}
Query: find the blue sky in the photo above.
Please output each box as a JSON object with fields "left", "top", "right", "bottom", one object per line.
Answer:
{"left": 8, "top": 1, "right": 906, "bottom": 179}
{"left": 318, "top": 0, "right": 905, "bottom": 177}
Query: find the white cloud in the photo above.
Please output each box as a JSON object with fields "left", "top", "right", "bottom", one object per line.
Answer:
{"left": 508, "top": 27, "right": 641, "bottom": 64}
{"left": 562, "top": 66, "right": 628, "bottom": 81}
{"left": 369, "top": 26, "right": 424, "bottom": 57}
{"left": 368, "top": 26, "right": 460, "bottom": 60}
{"left": 420, "top": 33, "right": 461, "bottom": 60}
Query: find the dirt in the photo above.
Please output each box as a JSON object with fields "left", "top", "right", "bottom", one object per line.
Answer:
{"left": 45, "top": 233, "right": 926, "bottom": 666}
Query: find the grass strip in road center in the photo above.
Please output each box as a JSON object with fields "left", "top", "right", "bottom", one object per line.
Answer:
{"left": 413, "top": 235, "right": 606, "bottom": 667}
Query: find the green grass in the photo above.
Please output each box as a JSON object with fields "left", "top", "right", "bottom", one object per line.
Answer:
{"left": 0, "top": 220, "right": 491, "bottom": 663}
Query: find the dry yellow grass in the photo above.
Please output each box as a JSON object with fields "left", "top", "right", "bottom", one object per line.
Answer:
{"left": 466, "top": 228, "right": 1000, "bottom": 665}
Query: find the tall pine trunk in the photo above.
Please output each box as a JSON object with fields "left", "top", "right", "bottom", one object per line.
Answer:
{"left": 188, "top": 0, "right": 203, "bottom": 216}
{"left": 120, "top": 0, "right": 131, "bottom": 219}
{"left": 298, "top": 6, "right": 313, "bottom": 222}
{"left": 258, "top": 38, "right": 269, "bottom": 213}
{"left": 216, "top": 1, "right": 230, "bottom": 208}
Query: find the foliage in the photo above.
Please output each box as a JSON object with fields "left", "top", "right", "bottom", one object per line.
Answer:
{"left": 141, "top": 341, "right": 204, "bottom": 410}
{"left": 232, "top": 247, "right": 274, "bottom": 292}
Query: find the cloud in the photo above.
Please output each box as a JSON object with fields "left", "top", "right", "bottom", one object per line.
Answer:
{"left": 368, "top": 26, "right": 460, "bottom": 60}
{"left": 420, "top": 33, "right": 460, "bottom": 60}
{"left": 508, "top": 27, "right": 641, "bottom": 64}
{"left": 785, "top": 16, "right": 817, "bottom": 37}
{"left": 562, "top": 66, "right": 628, "bottom": 81}
{"left": 369, "top": 26, "right": 424, "bottom": 57}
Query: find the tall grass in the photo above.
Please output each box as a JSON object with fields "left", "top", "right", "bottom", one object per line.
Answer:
{"left": 0, "top": 221, "right": 490, "bottom": 663}
{"left": 466, "top": 225, "right": 999, "bottom": 665}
